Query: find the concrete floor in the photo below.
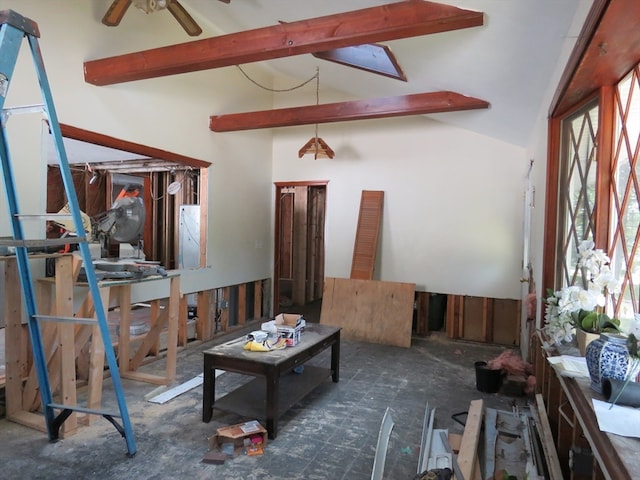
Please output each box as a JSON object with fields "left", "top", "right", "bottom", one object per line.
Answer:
{"left": 0, "top": 304, "right": 526, "bottom": 480}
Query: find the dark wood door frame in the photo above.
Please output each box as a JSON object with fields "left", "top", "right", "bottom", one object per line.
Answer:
{"left": 273, "top": 180, "right": 328, "bottom": 314}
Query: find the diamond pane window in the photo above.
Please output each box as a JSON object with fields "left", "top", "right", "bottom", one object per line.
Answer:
{"left": 558, "top": 102, "right": 599, "bottom": 289}
{"left": 610, "top": 67, "right": 640, "bottom": 322}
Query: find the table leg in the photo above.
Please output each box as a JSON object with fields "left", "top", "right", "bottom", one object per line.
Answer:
{"left": 202, "top": 356, "right": 215, "bottom": 423}
{"left": 117, "top": 285, "right": 132, "bottom": 375}
{"left": 266, "top": 370, "right": 279, "bottom": 439}
{"left": 331, "top": 332, "right": 340, "bottom": 383}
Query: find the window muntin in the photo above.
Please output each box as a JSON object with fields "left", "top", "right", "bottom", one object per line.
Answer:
{"left": 610, "top": 67, "right": 640, "bottom": 321}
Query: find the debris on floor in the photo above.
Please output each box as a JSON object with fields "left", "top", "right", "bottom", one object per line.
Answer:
{"left": 399, "top": 398, "right": 560, "bottom": 480}
{"left": 204, "top": 420, "right": 267, "bottom": 464}
{"left": 486, "top": 350, "right": 535, "bottom": 397}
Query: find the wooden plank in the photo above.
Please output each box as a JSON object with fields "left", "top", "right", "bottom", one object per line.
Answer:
{"left": 446, "top": 294, "right": 462, "bottom": 339}
{"left": 210, "top": 92, "right": 489, "bottom": 132}
{"left": 238, "top": 283, "right": 247, "bottom": 325}
{"left": 116, "top": 285, "right": 132, "bottom": 376}
{"left": 254, "top": 280, "right": 263, "bottom": 319}
{"left": 59, "top": 124, "right": 210, "bottom": 170}
{"left": 534, "top": 393, "right": 564, "bottom": 480}
{"left": 492, "top": 298, "right": 521, "bottom": 346}
{"left": 178, "top": 296, "right": 188, "bottom": 347}
{"left": 55, "top": 255, "right": 77, "bottom": 437}
{"left": 219, "top": 287, "right": 229, "bottom": 332}
{"left": 458, "top": 399, "right": 484, "bottom": 480}
{"left": 84, "top": 2, "right": 484, "bottom": 85}
{"left": 150, "top": 300, "right": 162, "bottom": 355}
{"left": 5, "top": 259, "right": 24, "bottom": 417}
{"left": 415, "top": 292, "right": 429, "bottom": 336}
{"left": 320, "top": 277, "right": 415, "bottom": 348}
{"left": 201, "top": 289, "right": 214, "bottom": 340}
{"left": 351, "top": 191, "right": 384, "bottom": 280}
{"left": 6, "top": 410, "right": 46, "bottom": 433}
{"left": 292, "top": 186, "right": 308, "bottom": 305}
{"left": 462, "top": 296, "right": 485, "bottom": 342}
{"left": 129, "top": 308, "right": 168, "bottom": 371}
{"left": 83, "top": 288, "right": 109, "bottom": 425}
{"left": 165, "top": 276, "right": 180, "bottom": 383}
{"left": 482, "top": 297, "right": 492, "bottom": 342}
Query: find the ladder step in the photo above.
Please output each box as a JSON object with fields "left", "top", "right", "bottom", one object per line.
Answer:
{"left": 0, "top": 237, "right": 86, "bottom": 247}
{"left": 48, "top": 403, "right": 121, "bottom": 419}
{"left": 35, "top": 314, "right": 98, "bottom": 325}
{"left": 14, "top": 213, "right": 72, "bottom": 220}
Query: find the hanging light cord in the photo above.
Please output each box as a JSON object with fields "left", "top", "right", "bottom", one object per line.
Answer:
{"left": 314, "top": 67, "right": 320, "bottom": 146}
{"left": 235, "top": 64, "right": 318, "bottom": 92}
{"left": 236, "top": 65, "right": 325, "bottom": 157}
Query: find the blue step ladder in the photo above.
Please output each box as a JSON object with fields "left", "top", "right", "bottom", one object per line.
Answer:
{"left": 0, "top": 10, "right": 136, "bottom": 456}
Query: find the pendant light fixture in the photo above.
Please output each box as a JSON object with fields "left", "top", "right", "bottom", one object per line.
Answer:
{"left": 298, "top": 68, "right": 334, "bottom": 160}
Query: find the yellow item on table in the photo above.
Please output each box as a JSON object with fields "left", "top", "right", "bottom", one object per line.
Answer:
{"left": 243, "top": 337, "right": 287, "bottom": 352}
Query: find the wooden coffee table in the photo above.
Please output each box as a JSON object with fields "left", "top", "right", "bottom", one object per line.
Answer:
{"left": 202, "top": 324, "right": 340, "bottom": 439}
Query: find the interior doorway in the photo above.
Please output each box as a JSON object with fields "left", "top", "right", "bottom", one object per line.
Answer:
{"left": 273, "top": 181, "right": 328, "bottom": 313}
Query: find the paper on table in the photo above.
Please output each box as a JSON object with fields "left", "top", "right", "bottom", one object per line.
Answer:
{"left": 593, "top": 398, "right": 640, "bottom": 438}
{"left": 547, "top": 355, "right": 589, "bottom": 378}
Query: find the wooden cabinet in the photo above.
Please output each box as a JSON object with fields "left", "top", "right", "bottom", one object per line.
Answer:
{"left": 531, "top": 333, "right": 640, "bottom": 480}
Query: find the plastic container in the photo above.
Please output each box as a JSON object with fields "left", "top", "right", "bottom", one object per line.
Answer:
{"left": 475, "top": 361, "right": 503, "bottom": 393}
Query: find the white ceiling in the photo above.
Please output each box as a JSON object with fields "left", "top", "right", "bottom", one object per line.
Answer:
{"left": 59, "top": 0, "right": 591, "bottom": 166}
{"left": 182, "top": 0, "right": 590, "bottom": 147}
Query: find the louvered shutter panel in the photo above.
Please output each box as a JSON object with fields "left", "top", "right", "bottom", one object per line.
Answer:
{"left": 350, "top": 190, "right": 384, "bottom": 280}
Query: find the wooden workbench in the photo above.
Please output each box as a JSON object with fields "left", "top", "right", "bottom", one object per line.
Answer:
{"left": 3, "top": 253, "right": 180, "bottom": 436}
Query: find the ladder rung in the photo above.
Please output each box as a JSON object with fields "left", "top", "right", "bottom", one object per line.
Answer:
{"left": 1, "top": 103, "right": 44, "bottom": 116}
{"left": 35, "top": 314, "right": 98, "bottom": 325}
{"left": 0, "top": 237, "right": 86, "bottom": 247}
{"left": 14, "top": 213, "right": 72, "bottom": 220}
{"left": 48, "top": 403, "right": 121, "bottom": 419}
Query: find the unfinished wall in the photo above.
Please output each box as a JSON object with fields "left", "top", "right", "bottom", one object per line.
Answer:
{"left": 0, "top": 1, "right": 274, "bottom": 296}
{"left": 271, "top": 82, "right": 527, "bottom": 300}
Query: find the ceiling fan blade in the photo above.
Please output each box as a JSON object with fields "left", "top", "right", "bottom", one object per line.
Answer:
{"left": 167, "top": 1, "right": 202, "bottom": 36}
{"left": 102, "top": 0, "right": 132, "bottom": 27}
{"left": 217, "top": 0, "right": 231, "bottom": 3}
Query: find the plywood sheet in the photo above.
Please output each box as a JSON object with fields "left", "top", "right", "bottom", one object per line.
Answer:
{"left": 320, "top": 277, "right": 415, "bottom": 348}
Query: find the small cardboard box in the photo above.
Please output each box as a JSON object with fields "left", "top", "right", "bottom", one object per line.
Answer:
{"left": 274, "top": 313, "right": 305, "bottom": 346}
{"left": 208, "top": 420, "right": 268, "bottom": 456}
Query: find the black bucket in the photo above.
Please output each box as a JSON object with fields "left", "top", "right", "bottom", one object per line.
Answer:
{"left": 475, "top": 361, "right": 503, "bottom": 393}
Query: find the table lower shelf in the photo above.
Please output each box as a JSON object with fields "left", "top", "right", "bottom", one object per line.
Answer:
{"left": 214, "top": 365, "right": 333, "bottom": 420}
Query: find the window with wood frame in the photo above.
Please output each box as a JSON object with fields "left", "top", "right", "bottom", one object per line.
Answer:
{"left": 545, "top": 1, "right": 640, "bottom": 327}
{"left": 556, "top": 100, "right": 599, "bottom": 289}
{"left": 552, "top": 66, "right": 640, "bottom": 324}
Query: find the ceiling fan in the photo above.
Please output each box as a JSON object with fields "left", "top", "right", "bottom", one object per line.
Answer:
{"left": 102, "top": 0, "right": 228, "bottom": 37}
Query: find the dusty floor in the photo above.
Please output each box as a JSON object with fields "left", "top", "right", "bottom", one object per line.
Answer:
{"left": 0, "top": 308, "right": 528, "bottom": 480}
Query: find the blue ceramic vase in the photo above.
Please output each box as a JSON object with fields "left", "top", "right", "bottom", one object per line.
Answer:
{"left": 585, "top": 332, "right": 631, "bottom": 393}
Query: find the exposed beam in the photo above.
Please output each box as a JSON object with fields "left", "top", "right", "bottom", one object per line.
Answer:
{"left": 209, "top": 92, "right": 489, "bottom": 132}
{"left": 57, "top": 123, "right": 211, "bottom": 169}
{"left": 84, "top": 1, "right": 483, "bottom": 86}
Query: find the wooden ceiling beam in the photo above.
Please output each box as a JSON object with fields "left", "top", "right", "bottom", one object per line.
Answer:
{"left": 58, "top": 123, "right": 211, "bottom": 169}
{"left": 84, "top": 1, "right": 483, "bottom": 86}
{"left": 209, "top": 91, "right": 489, "bottom": 132}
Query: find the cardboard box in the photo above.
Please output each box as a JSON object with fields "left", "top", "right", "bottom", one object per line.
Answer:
{"left": 207, "top": 420, "right": 268, "bottom": 457}
{"left": 274, "top": 313, "right": 305, "bottom": 346}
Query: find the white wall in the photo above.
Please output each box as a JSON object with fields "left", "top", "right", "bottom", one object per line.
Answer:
{"left": 524, "top": 0, "right": 594, "bottom": 321}
{"left": 271, "top": 81, "right": 528, "bottom": 299}
{"left": 0, "top": 0, "right": 274, "bottom": 293}
{"left": 0, "top": 0, "right": 592, "bottom": 307}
